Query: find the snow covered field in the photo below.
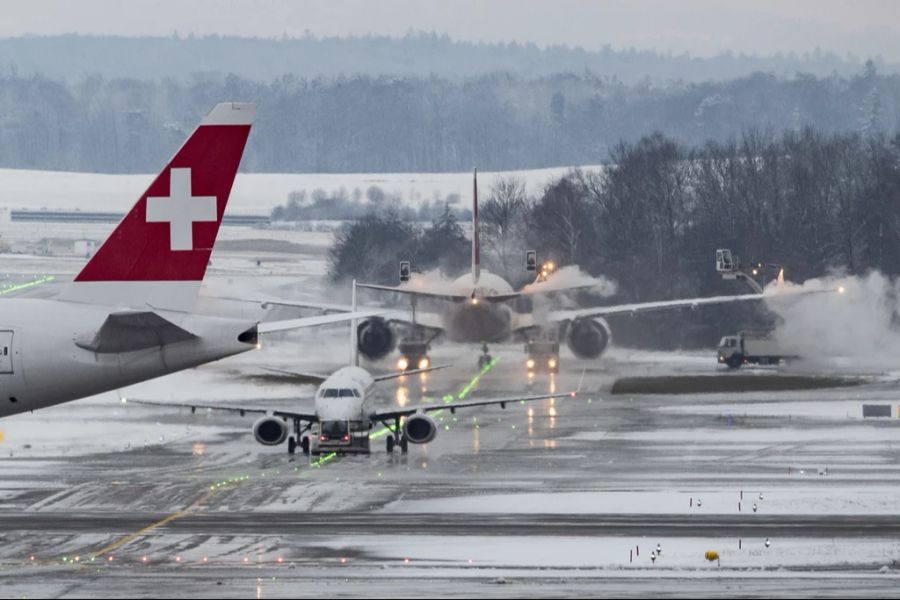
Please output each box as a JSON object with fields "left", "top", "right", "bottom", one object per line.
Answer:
{"left": 0, "top": 166, "right": 594, "bottom": 214}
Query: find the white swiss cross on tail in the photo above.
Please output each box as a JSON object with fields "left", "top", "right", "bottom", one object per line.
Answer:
{"left": 146, "top": 168, "right": 218, "bottom": 251}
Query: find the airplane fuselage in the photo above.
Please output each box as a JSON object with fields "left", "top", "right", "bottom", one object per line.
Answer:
{"left": 311, "top": 366, "right": 379, "bottom": 453}
{"left": 440, "top": 270, "right": 517, "bottom": 343}
{"left": 0, "top": 298, "right": 255, "bottom": 418}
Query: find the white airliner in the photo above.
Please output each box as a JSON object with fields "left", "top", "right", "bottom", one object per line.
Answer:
{"left": 130, "top": 363, "right": 575, "bottom": 455}
{"left": 263, "top": 170, "right": 796, "bottom": 370}
{"left": 0, "top": 102, "right": 378, "bottom": 419}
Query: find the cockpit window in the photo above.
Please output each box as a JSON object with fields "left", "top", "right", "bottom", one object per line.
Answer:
{"left": 319, "top": 388, "right": 361, "bottom": 398}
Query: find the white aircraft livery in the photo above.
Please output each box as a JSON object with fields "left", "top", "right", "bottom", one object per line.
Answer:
{"left": 131, "top": 363, "right": 575, "bottom": 455}
{"left": 0, "top": 102, "right": 379, "bottom": 418}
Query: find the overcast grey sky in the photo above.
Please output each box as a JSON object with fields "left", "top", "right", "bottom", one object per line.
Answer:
{"left": 2, "top": 0, "right": 899, "bottom": 60}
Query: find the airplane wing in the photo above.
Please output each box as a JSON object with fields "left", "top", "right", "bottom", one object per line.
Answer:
{"left": 260, "top": 367, "right": 330, "bottom": 384}
{"left": 124, "top": 398, "right": 317, "bottom": 422}
{"left": 76, "top": 311, "right": 197, "bottom": 353}
{"left": 257, "top": 308, "right": 387, "bottom": 334}
{"left": 230, "top": 298, "right": 444, "bottom": 338}
{"left": 522, "top": 283, "right": 598, "bottom": 296}
{"left": 372, "top": 364, "right": 451, "bottom": 381}
{"left": 221, "top": 295, "right": 427, "bottom": 330}
{"left": 542, "top": 287, "right": 839, "bottom": 324}
{"left": 214, "top": 295, "right": 355, "bottom": 314}
{"left": 358, "top": 282, "right": 525, "bottom": 305}
{"left": 356, "top": 282, "right": 470, "bottom": 302}
{"left": 372, "top": 391, "right": 574, "bottom": 421}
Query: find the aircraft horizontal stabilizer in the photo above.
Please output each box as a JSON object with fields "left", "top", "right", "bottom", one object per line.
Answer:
{"left": 76, "top": 311, "right": 196, "bottom": 353}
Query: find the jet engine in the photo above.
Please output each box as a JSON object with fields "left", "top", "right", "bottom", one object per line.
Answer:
{"left": 566, "top": 317, "right": 611, "bottom": 359}
{"left": 402, "top": 413, "right": 438, "bottom": 444}
{"left": 253, "top": 416, "right": 288, "bottom": 446}
{"left": 357, "top": 317, "right": 395, "bottom": 360}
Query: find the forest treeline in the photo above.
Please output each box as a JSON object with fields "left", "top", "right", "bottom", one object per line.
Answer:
{"left": 0, "top": 62, "right": 894, "bottom": 173}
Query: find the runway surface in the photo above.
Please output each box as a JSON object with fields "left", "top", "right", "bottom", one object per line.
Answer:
{"left": 1, "top": 233, "right": 900, "bottom": 597}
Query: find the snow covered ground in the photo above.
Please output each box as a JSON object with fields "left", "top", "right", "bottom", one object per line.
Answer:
{"left": 0, "top": 166, "right": 595, "bottom": 214}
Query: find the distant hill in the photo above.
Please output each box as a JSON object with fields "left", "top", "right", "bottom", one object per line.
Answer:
{"left": 0, "top": 65, "right": 895, "bottom": 173}
{"left": 0, "top": 33, "right": 892, "bottom": 85}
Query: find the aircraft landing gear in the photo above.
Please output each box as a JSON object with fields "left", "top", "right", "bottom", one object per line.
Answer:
{"left": 385, "top": 417, "right": 410, "bottom": 454}
{"left": 386, "top": 434, "right": 409, "bottom": 454}
{"left": 478, "top": 342, "right": 493, "bottom": 369}
{"left": 289, "top": 419, "right": 312, "bottom": 456}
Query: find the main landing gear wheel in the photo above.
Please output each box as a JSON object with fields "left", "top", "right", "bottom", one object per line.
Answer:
{"left": 300, "top": 437, "right": 310, "bottom": 455}
{"left": 400, "top": 436, "right": 409, "bottom": 454}
{"left": 386, "top": 434, "right": 395, "bottom": 453}
{"left": 478, "top": 342, "right": 492, "bottom": 369}
{"left": 287, "top": 436, "right": 296, "bottom": 455}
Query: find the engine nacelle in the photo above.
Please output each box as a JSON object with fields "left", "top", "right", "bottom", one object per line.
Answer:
{"left": 402, "top": 413, "right": 437, "bottom": 445}
{"left": 253, "top": 416, "right": 288, "bottom": 446}
{"left": 566, "top": 317, "right": 611, "bottom": 359}
{"left": 357, "top": 317, "right": 395, "bottom": 360}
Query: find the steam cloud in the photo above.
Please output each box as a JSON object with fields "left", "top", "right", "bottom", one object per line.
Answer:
{"left": 765, "top": 271, "right": 900, "bottom": 370}
{"left": 523, "top": 265, "right": 618, "bottom": 297}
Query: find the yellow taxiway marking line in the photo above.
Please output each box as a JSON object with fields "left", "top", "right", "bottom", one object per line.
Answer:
{"left": 88, "top": 488, "right": 215, "bottom": 560}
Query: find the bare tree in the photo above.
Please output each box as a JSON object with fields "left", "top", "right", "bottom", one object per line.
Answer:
{"left": 481, "top": 176, "right": 529, "bottom": 280}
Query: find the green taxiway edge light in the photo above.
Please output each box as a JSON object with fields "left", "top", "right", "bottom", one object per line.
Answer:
{"left": 0, "top": 275, "right": 55, "bottom": 296}
{"left": 370, "top": 357, "right": 500, "bottom": 440}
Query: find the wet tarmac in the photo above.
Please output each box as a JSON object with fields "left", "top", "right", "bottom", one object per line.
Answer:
{"left": 0, "top": 339, "right": 899, "bottom": 597}
{"left": 1, "top": 239, "right": 900, "bottom": 597}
